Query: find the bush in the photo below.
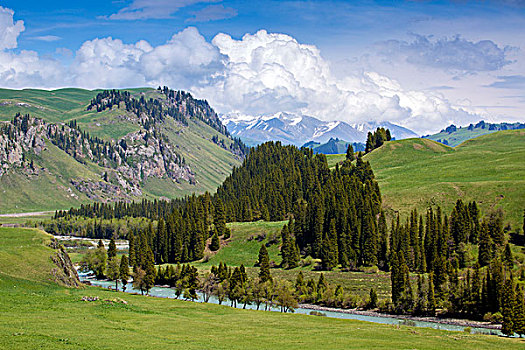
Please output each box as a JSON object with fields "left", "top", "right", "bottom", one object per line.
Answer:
{"left": 463, "top": 327, "right": 471, "bottom": 334}
{"left": 299, "top": 256, "right": 314, "bottom": 267}
{"left": 309, "top": 311, "right": 326, "bottom": 317}
{"left": 483, "top": 312, "right": 503, "bottom": 324}
{"left": 362, "top": 265, "right": 379, "bottom": 274}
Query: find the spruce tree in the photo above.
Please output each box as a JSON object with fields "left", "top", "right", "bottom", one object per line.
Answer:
{"left": 345, "top": 144, "right": 355, "bottom": 161}
{"left": 478, "top": 223, "right": 493, "bottom": 267}
{"left": 258, "top": 244, "right": 272, "bottom": 283}
{"left": 502, "top": 278, "right": 516, "bottom": 336}
{"left": 514, "top": 285, "right": 525, "bottom": 337}
{"left": 369, "top": 287, "right": 378, "bottom": 309}
{"left": 143, "top": 246, "right": 156, "bottom": 295}
{"left": 210, "top": 231, "right": 220, "bottom": 251}
{"left": 214, "top": 198, "right": 227, "bottom": 236}
{"left": 503, "top": 244, "right": 514, "bottom": 270}
{"left": 108, "top": 238, "right": 117, "bottom": 260}
{"left": 128, "top": 233, "right": 136, "bottom": 267}
{"left": 120, "top": 255, "right": 130, "bottom": 292}
{"left": 321, "top": 219, "right": 338, "bottom": 270}
{"left": 428, "top": 273, "right": 436, "bottom": 315}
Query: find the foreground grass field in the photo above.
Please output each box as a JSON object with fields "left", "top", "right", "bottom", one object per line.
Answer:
{"left": 1, "top": 227, "right": 523, "bottom": 349}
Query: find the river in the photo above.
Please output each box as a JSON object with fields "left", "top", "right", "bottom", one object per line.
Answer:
{"left": 78, "top": 271, "right": 502, "bottom": 336}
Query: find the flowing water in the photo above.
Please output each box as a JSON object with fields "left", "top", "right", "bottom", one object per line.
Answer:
{"left": 78, "top": 271, "right": 501, "bottom": 336}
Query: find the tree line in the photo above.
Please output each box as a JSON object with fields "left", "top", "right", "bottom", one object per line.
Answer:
{"left": 56, "top": 141, "right": 382, "bottom": 268}
{"left": 365, "top": 127, "right": 392, "bottom": 153}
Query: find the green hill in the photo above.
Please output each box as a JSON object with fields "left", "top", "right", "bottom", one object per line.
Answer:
{"left": 364, "top": 130, "right": 525, "bottom": 228}
{"left": 0, "top": 88, "right": 245, "bottom": 213}
{"left": 1, "top": 226, "right": 522, "bottom": 349}
{"left": 302, "top": 138, "right": 365, "bottom": 154}
{"left": 423, "top": 120, "right": 525, "bottom": 147}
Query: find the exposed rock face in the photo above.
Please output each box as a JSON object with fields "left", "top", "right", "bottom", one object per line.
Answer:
{"left": 0, "top": 115, "right": 46, "bottom": 177}
{"left": 0, "top": 89, "right": 246, "bottom": 203}
{"left": 0, "top": 114, "right": 195, "bottom": 201}
{"left": 49, "top": 239, "right": 81, "bottom": 288}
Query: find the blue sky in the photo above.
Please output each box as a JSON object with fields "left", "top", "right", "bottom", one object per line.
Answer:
{"left": 1, "top": 0, "right": 524, "bottom": 133}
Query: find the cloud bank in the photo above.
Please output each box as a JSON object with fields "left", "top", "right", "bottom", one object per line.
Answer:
{"left": 107, "top": 0, "right": 219, "bottom": 20}
{"left": 378, "top": 34, "right": 514, "bottom": 73}
{"left": 0, "top": 7, "right": 483, "bottom": 134}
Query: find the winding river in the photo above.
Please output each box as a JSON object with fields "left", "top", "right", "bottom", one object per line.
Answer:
{"left": 78, "top": 271, "right": 502, "bottom": 336}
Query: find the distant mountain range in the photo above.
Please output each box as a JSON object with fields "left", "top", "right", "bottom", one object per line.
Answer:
{"left": 303, "top": 138, "right": 365, "bottom": 155}
{"left": 423, "top": 120, "right": 525, "bottom": 147}
{"left": 220, "top": 112, "right": 418, "bottom": 146}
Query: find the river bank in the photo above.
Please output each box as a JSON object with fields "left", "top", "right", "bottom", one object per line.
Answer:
{"left": 78, "top": 270, "right": 502, "bottom": 335}
{"left": 299, "top": 304, "right": 501, "bottom": 331}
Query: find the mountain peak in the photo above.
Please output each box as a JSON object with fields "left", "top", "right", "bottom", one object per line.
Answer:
{"left": 220, "top": 113, "right": 418, "bottom": 146}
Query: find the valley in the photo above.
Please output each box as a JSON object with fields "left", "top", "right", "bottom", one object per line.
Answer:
{"left": 1, "top": 227, "right": 522, "bottom": 349}
{"left": 1, "top": 89, "right": 524, "bottom": 348}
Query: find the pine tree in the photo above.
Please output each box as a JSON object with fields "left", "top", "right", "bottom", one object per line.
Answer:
{"left": 143, "top": 246, "right": 156, "bottom": 295}
{"left": 428, "top": 273, "right": 436, "bottom": 315}
{"left": 345, "top": 143, "right": 355, "bottom": 161}
{"left": 128, "top": 233, "right": 136, "bottom": 267}
{"left": 503, "top": 244, "right": 514, "bottom": 270}
{"left": 502, "top": 278, "right": 516, "bottom": 336}
{"left": 120, "top": 255, "right": 130, "bottom": 292}
{"left": 106, "top": 257, "right": 120, "bottom": 291}
{"left": 478, "top": 222, "right": 493, "bottom": 267}
{"left": 258, "top": 244, "right": 272, "bottom": 283}
{"left": 321, "top": 219, "right": 338, "bottom": 270}
{"left": 210, "top": 230, "right": 220, "bottom": 251}
{"left": 369, "top": 287, "right": 378, "bottom": 309}
{"left": 108, "top": 238, "right": 117, "bottom": 260}
{"left": 214, "top": 198, "right": 227, "bottom": 236}
{"left": 514, "top": 285, "right": 525, "bottom": 337}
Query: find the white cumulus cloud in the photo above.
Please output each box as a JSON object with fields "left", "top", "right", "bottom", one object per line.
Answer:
{"left": 0, "top": 6, "right": 25, "bottom": 50}
{"left": 0, "top": 7, "right": 64, "bottom": 88}
{"left": 70, "top": 27, "right": 224, "bottom": 89}
{"left": 199, "top": 30, "right": 476, "bottom": 133}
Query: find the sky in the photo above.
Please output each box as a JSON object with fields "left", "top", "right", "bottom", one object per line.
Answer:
{"left": 1, "top": 0, "right": 525, "bottom": 134}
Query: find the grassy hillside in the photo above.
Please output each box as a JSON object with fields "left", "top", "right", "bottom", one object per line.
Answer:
{"left": 1, "top": 227, "right": 523, "bottom": 349}
{"left": 192, "top": 221, "right": 405, "bottom": 300}
{"left": 0, "top": 88, "right": 243, "bottom": 213}
{"left": 424, "top": 121, "right": 525, "bottom": 147}
{"left": 197, "top": 221, "right": 287, "bottom": 267}
{"left": 303, "top": 139, "right": 365, "bottom": 155}
{"left": 0, "top": 140, "right": 106, "bottom": 213}
{"left": 364, "top": 130, "right": 525, "bottom": 227}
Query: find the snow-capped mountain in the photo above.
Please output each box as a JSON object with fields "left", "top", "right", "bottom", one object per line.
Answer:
{"left": 221, "top": 112, "right": 418, "bottom": 146}
{"left": 353, "top": 121, "right": 419, "bottom": 141}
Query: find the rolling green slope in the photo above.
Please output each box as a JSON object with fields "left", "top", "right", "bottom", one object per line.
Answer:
{"left": 0, "top": 140, "right": 103, "bottom": 213}
{"left": 424, "top": 121, "right": 525, "bottom": 147}
{"left": 364, "top": 130, "right": 525, "bottom": 227}
{"left": 1, "top": 227, "right": 522, "bottom": 349}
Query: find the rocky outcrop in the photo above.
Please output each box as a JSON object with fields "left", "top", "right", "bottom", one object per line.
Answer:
{"left": 0, "top": 114, "right": 195, "bottom": 200}
{"left": 0, "top": 115, "right": 46, "bottom": 177}
{"left": 49, "top": 239, "right": 81, "bottom": 288}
